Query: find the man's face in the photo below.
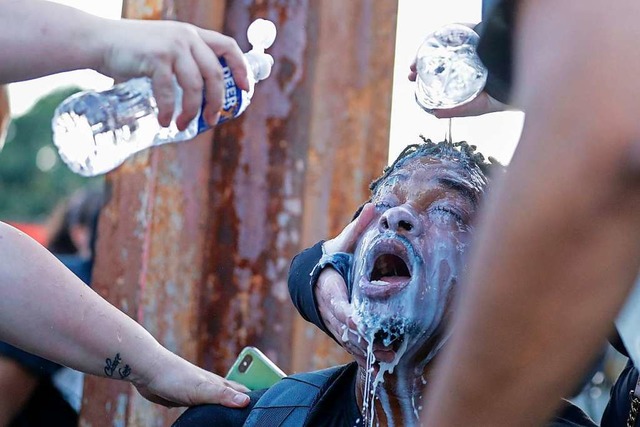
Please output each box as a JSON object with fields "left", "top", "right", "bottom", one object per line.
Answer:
{"left": 351, "top": 155, "right": 484, "bottom": 365}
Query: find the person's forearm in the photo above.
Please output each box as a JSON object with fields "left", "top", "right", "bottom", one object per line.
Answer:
{"left": 423, "top": 132, "right": 640, "bottom": 426}
{"left": 0, "top": 0, "right": 108, "bottom": 83}
{"left": 0, "top": 221, "right": 167, "bottom": 386}
{"left": 422, "top": 1, "right": 640, "bottom": 425}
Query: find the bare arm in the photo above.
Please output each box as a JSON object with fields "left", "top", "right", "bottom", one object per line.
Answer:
{"left": 0, "top": 221, "right": 249, "bottom": 408}
{"left": 0, "top": 0, "right": 249, "bottom": 128}
{"left": 423, "top": 0, "right": 640, "bottom": 425}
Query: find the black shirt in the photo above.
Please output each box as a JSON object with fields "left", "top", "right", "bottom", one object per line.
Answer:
{"left": 173, "top": 359, "right": 596, "bottom": 427}
{"left": 305, "top": 362, "right": 362, "bottom": 427}
{"left": 477, "top": 0, "right": 516, "bottom": 104}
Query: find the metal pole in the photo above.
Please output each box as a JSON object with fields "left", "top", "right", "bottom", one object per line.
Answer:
{"left": 80, "top": 1, "right": 227, "bottom": 425}
{"left": 199, "top": 0, "right": 398, "bottom": 375}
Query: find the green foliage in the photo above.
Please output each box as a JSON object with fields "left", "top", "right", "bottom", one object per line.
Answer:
{"left": 0, "top": 87, "right": 102, "bottom": 222}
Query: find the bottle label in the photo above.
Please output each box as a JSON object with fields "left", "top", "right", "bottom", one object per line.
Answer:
{"left": 197, "top": 57, "right": 245, "bottom": 132}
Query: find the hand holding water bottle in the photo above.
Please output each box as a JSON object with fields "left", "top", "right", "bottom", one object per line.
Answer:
{"left": 410, "top": 62, "right": 507, "bottom": 118}
{"left": 97, "top": 19, "right": 251, "bottom": 130}
{"left": 0, "top": 0, "right": 249, "bottom": 130}
{"left": 53, "top": 19, "right": 276, "bottom": 176}
{"left": 409, "top": 23, "right": 509, "bottom": 118}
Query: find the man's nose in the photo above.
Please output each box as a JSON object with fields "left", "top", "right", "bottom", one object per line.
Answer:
{"left": 378, "top": 206, "right": 422, "bottom": 236}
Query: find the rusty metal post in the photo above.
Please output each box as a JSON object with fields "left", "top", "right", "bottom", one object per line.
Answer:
{"left": 200, "top": 1, "right": 398, "bottom": 375}
{"left": 80, "top": 1, "right": 227, "bottom": 426}
{"left": 81, "top": 0, "right": 397, "bottom": 425}
{"left": 291, "top": 1, "right": 398, "bottom": 372}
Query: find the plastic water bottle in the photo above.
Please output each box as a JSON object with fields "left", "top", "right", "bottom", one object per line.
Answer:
{"left": 414, "top": 24, "right": 487, "bottom": 111}
{"left": 52, "top": 19, "right": 277, "bottom": 177}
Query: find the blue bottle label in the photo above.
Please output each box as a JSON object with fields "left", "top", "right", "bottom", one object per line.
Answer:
{"left": 196, "top": 57, "right": 245, "bottom": 133}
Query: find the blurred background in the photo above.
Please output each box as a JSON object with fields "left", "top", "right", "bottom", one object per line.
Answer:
{"left": 0, "top": 0, "right": 624, "bottom": 425}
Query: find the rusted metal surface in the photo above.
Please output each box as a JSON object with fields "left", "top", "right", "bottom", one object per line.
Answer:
{"left": 0, "top": 86, "right": 10, "bottom": 149}
{"left": 121, "top": 0, "right": 164, "bottom": 21}
{"left": 79, "top": 1, "right": 227, "bottom": 426}
{"left": 81, "top": 0, "right": 397, "bottom": 425}
{"left": 197, "top": 0, "right": 310, "bottom": 377}
{"left": 289, "top": 1, "right": 398, "bottom": 373}
{"left": 201, "top": 1, "right": 397, "bottom": 375}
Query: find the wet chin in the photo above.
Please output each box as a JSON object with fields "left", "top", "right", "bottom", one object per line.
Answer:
{"left": 356, "top": 300, "right": 447, "bottom": 358}
{"left": 355, "top": 304, "right": 419, "bottom": 348}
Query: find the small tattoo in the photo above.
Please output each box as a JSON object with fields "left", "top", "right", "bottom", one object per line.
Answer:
{"left": 119, "top": 364, "right": 132, "bottom": 379}
{"left": 104, "top": 353, "right": 131, "bottom": 379}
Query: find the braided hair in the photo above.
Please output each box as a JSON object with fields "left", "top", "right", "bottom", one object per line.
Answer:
{"left": 354, "top": 137, "right": 503, "bottom": 219}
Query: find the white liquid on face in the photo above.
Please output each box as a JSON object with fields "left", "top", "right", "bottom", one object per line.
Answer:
{"left": 351, "top": 156, "right": 487, "bottom": 426}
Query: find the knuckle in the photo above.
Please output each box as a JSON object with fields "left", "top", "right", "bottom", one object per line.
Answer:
{"left": 166, "top": 25, "right": 194, "bottom": 50}
{"left": 206, "top": 65, "right": 224, "bottom": 82}
{"left": 182, "top": 78, "right": 204, "bottom": 94}
{"left": 219, "top": 34, "right": 237, "bottom": 49}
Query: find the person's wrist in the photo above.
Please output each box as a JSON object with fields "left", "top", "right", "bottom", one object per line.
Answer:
{"left": 87, "top": 17, "right": 121, "bottom": 77}
{"left": 127, "top": 338, "right": 167, "bottom": 387}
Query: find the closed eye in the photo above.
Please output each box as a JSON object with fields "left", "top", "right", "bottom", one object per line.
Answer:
{"left": 431, "top": 206, "right": 464, "bottom": 223}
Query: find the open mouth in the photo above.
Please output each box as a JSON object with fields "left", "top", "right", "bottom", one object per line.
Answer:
{"left": 370, "top": 253, "right": 412, "bottom": 284}
{"left": 359, "top": 236, "right": 415, "bottom": 299}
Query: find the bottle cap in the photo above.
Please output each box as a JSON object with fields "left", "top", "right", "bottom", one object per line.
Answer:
{"left": 247, "top": 19, "right": 277, "bottom": 51}
{"left": 245, "top": 19, "right": 277, "bottom": 82}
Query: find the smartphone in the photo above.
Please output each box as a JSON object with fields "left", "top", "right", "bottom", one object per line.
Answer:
{"left": 225, "top": 346, "right": 286, "bottom": 390}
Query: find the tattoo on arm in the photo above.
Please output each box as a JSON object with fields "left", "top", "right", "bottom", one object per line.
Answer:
{"left": 104, "top": 353, "right": 132, "bottom": 379}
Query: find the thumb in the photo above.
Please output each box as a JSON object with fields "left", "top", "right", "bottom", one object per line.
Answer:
{"left": 198, "top": 381, "right": 250, "bottom": 408}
